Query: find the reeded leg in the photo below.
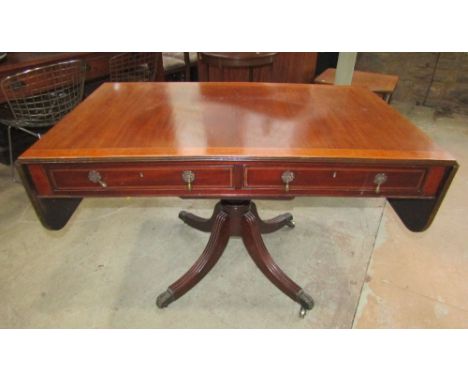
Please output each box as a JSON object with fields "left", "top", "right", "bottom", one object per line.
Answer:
{"left": 160, "top": 199, "right": 313, "bottom": 316}
{"left": 250, "top": 202, "right": 295, "bottom": 234}
{"left": 178, "top": 202, "right": 222, "bottom": 232}
{"left": 241, "top": 210, "right": 314, "bottom": 316}
{"left": 157, "top": 210, "right": 230, "bottom": 308}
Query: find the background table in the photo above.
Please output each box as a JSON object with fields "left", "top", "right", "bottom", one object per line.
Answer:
{"left": 314, "top": 68, "right": 399, "bottom": 102}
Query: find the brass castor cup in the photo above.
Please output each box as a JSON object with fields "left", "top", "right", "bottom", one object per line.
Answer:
{"left": 297, "top": 290, "right": 314, "bottom": 318}
{"left": 156, "top": 289, "right": 175, "bottom": 308}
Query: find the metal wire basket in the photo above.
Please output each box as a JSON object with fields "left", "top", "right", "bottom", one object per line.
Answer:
{"left": 109, "top": 53, "right": 159, "bottom": 82}
{"left": 0, "top": 59, "right": 85, "bottom": 179}
{"left": 1, "top": 59, "right": 85, "bottom": 127}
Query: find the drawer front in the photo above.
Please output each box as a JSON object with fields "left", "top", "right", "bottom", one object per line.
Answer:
{"left": 84, "top": 55, "right": 111, "bottom": 80}
{"left": 46, "top": 163, "right": 234, "bottom": 193}
{"left": 244, "top": 165, "right": 427, "bottom": 195}
{"left": 26, "top": 161, "right": 446, "bottom": 198}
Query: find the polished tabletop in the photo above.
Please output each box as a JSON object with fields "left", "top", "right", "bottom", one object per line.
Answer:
{"left": 20, "top": 82, "right": 454, "bottom": 163}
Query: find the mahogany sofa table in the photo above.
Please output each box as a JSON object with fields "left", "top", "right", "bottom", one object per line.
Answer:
{"left": 17, "top": 82, "right": 457, "bottom": 318}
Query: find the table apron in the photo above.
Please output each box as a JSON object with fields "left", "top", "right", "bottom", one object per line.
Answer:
{"left": 22, "top": 161, "right": 448, "bottom": 199}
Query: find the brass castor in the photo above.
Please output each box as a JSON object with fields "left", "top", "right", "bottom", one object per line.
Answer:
{"left": 297, "top": 289, "right": 314, "bottom": 318}
{"left": 299, "top": 306, "right": 307, "bottom": 318}
{"left": 156, "top": 289, "right": 175, "bottom": 308}
{"left": 286, "top": 219, "right": 295, "bottom": 228}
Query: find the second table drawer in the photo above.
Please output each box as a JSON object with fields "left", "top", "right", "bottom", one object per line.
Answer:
{"left": 243, "top": 165, "right": 427, "bottom": 194}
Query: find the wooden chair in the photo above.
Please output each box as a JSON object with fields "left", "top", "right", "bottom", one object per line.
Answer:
{"left": 0, "top": 59, "right": 85, "bottom": 179}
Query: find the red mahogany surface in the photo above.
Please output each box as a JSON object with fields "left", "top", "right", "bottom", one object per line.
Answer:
{"left": 18, "top": 82, "right": 455, "bottom": 163}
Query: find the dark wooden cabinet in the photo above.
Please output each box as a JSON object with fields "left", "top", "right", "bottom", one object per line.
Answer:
{"left": 198, "top": 52, "right": 318, "bottom": 83}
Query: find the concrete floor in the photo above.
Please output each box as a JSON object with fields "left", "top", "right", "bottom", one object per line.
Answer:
{"left": 354, "top": 103, "right": 468, "bottom": 328}
{"left": 0, "top": 103, "right": 467, "bottom": 328}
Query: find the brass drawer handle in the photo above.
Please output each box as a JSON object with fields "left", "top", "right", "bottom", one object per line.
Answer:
{"left": 281, "top": 170, "right": 295, "bottom": 192}
{"left": 88, "top": 170, "right": 107, "bottom": 188}
{"left": 373, "top": 173, "right": 388, "bottom": 194}
{"left": 182, "top": 170, "right": 195, "bottom": 191}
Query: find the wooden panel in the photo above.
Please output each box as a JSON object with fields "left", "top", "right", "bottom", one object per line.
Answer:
{"left": 208, "top": 66, "right": 251, "bottom": 82}
{"left": 272, "top": 53, "right": 317, "bottom": 83}
{"left": 198, "top": 52, "right": 276, "bottom": 82}
{"left": 46, "top": 162, "right": 234, "bottom": 193}
{"left": 422, "top": 166, "right": 447, "bottom": 195}
{"left": 28, "top": 164, "right": 53, "bottom": 195}
{"left": 84, "top": 54, "right": 112, "bottom": 81}
{"left": 198, "top": 52, "right": 317, "bottom": 83}
{"left": 244, "top": 164, "right": 427, "bottom": 196}
{"left": 25, "top": 160, "right": 451, "bottom": 200}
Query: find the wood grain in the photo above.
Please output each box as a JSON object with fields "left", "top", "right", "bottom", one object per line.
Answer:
{"left": 272, "top": 53, "right": 317, "bottom": 83}
{"left": 18, "top": 82, "right": 455, "bottom": 163}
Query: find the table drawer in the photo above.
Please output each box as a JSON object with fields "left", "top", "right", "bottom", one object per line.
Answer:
{"left": 243, "top": 165, "right": 427, "bottom": 195}
{"left": 46, "top": 163, "right": 234, "bottom": 192}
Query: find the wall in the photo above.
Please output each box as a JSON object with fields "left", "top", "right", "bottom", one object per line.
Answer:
{"left": 355, "top": 53, "right": 468, "bottom": 114}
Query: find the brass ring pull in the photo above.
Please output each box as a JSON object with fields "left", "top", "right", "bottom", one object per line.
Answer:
{"left": 88, "top": 170, "right": 107, "bottom": 188}
{"left": 373, "top": 173, "right": 388, "bottom": 194}
{"left": 281, "top": 170, "right": 295, "bottom": 192}
{"left": 182, "top": 170, "right": 195, "bottom": 191}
